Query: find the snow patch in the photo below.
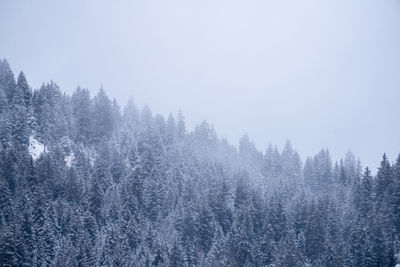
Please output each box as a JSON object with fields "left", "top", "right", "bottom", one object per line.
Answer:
{"left": 65, "top": 153, "right": 75, "bottom": 167}
{"left": 29, "top": 136, "right": 46, "bottom": 160}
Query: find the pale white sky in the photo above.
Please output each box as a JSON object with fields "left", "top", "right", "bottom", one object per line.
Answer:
{"left": 1, "top": 0, "right": 400, "bottom": 170}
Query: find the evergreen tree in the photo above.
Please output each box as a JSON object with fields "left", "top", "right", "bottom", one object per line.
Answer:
{"left": 0, "top": 59, "right": 16, "bottom": 104}
{"left": 71, "top": 87, "right": 93, "bottom": 143}
{"left": 392, "top": 154, "right": 400, "bottom": 235}
{"left": 89, "top": 175, "right": 104, "bottom": 226}
{"left": 206, "top": 225, "right": 226, "bottom": 266}
{"left": 16, "top": 71, "right": 32, "bottom": 108}
{"left": 176, "top": 110, "right": 186, "bottom": 141}
{"left": 304, "top": 201, "right": 325, "bottom": 263}
{"left": 0, "top": 178, "right": 13, "bottom": 226}
{"left": 93, "top": 87, "right": 114, "bottom": 142}
{"left": 227, "top": 207, "right": 254, "bottom": 266}
{"left": 354, "top": 167, "right": 373, "bottom": 220}
{"left": 375, "top": 153, "right": 392, "bottom": 203}
{"left": 10, "top": 83, "right": 30, "bottom": 152}
{"left": 32, "top": 187, "right": 56, "bottom": 266}
{"left": 208, "top": 177, "right": 232, "bottom": 234}
{"left": 0, "top": 225, "right": 17, "bottom": 266}
{"left": 195, "top": 200, "right": 215, "bottom": 253}
{"left": 169, "top": 239, "right": 184, "bottom": 267}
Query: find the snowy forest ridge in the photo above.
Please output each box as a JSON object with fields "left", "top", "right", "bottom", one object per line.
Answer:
{"left": 0, "top": 58, "right": 400, "bottom": 266}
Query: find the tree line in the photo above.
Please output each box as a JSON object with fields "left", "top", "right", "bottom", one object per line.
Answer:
{"left": 0, "top": 59, "right": 399, "bottom": 266}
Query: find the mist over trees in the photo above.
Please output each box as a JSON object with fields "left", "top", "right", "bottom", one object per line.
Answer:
{"left": 0, "top": 59, "right": 399, "bottom": 266}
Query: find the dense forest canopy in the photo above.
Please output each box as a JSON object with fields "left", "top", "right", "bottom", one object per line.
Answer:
{"left": 0, "top": 58, "right": 399, "bottom": 266}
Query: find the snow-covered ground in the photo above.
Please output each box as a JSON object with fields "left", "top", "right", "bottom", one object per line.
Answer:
{"left": 65, "top": 153, "right": 75, "bottom": 167}
{"left": 29, "top": 136, "right": 46, "bottom": 160}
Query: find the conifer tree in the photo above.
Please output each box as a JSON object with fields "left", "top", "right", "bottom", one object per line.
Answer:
{"left": 16, "top": 72, "right": 32, "bottom": 108}
{"left": 93, "top": 87, "right": 114, "bottom": 142}
{"left": 376, "top": 154, "right": 392, "bottom": 203}
{"left": 10, "top": 83, "right": 30, "bottom": 152}
{"left": 0, "top": 59, "right": 16, "bottom": 104}
{"left": 71, "top": 87, "right": 92, "bottom": 144}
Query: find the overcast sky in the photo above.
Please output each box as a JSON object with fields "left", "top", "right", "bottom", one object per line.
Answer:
{"left": 1, "top": 0, "right": 400, "bottom": 170}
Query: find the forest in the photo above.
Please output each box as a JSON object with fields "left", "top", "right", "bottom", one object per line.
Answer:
{"left": 0, "top": 58, "right": 399, "bottom": 266}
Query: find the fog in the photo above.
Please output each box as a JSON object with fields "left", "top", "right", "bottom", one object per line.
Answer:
{"left": 1, "top": 0, "right": 399, "bottom": 170}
